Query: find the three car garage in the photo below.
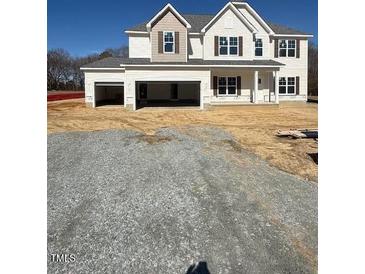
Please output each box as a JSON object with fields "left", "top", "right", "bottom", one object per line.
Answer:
{"left": 83, "top": 67, "right": 210, "bottom": 110}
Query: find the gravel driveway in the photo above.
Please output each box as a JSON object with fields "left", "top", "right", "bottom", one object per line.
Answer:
{"left": 48, "top": 127, "right": 317, "bottom": 273}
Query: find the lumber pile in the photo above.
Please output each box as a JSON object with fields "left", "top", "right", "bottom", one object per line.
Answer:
{"left": 277, "top": 128, "right": 318, "bottom": 139}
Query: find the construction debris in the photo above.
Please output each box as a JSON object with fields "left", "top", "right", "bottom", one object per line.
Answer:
{"left": 277, "top": 128, "right": 318, "bottom": 139}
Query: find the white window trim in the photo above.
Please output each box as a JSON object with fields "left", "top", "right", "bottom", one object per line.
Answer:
{"left": 163, "top": 31, "right": 175, "bottom": 54}
{"left": 279, "top": 76, "right": 296, "bottom": 95}
{"left": 278, "top": 39, "right": 296, "bottom": 58}
{"left": 219, "top": 36, "right": 238, "bottom": 56}
{"left": 218, "top": 76, "right": 238, "bottom": 96}
{"left": 255, "top": 38, "right": 263, "bottom": 57}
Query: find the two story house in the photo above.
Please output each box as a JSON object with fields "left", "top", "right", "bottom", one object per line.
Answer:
{"left": 81, "top": 1, "right": 313, "bottom": 110}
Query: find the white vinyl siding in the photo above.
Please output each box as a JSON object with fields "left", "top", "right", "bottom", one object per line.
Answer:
{"left": 203, "top": 8, "right": 253, "bottom": 60}
{"left": 188, "top": 36, "right": 203, "bottom": 59}
{"left": 272, "top": 38, "right": 308, "bottom": 101}
{"left": 128, "top": 34, "right": 151, "bottom": 58}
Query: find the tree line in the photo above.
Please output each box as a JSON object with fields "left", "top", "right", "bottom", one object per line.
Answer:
{"left": 308, "top": 42, "right": 318, "bottom": 97}
{"left": 48, "top": 43, "right": 318, "bottom": 95}
{"left": 47, "top": 46, "right": 128, "bottom": 91}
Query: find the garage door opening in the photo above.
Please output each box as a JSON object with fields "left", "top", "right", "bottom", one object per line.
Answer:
{"left": 95, "top": 82, "right": 124, "bottom": 107}
{"left": 136, "top": 81, "right": 200, "bottom": 109}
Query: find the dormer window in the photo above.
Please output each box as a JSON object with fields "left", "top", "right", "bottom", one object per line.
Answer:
{"left": 279, "top": 39, "right": 296, "bottom": 57}
{"left": 219, "top": 36, "right": 238, "bottom": 56}
{"left": 164, "top": 31, "right": 174, "bottom": 53}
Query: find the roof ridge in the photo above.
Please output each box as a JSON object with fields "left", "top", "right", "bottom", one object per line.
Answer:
{"left": 182, "top": 13, "right": 215, "bottom": 16}
{"left": 126, "top": 11, "right": 310, "bottom": 35}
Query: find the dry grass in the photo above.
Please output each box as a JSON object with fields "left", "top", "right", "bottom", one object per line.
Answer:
{"left": 48, "top": 99, "right": 318, "bottom": 182}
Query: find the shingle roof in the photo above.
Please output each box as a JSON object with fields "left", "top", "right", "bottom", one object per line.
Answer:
{"left": 181, "top": 14, "right": 214, "bottom": 33}
{"left": 126, "top": 14, "right": 309, "bottom": 35}
{"left": 80, "top": 57, "right": 126, "bottom": 68}
{"left": 127, "top": 21, "right": 149, "bottom": 32}
{"left": 267, "top": 23, "right": 309, "bottom": 35}
{"left": 81, "top": 57, "right": 284, "bottom": 69}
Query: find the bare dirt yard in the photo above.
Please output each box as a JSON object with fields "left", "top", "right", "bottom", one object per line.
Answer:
{"left": 48, "top": 99, "right": 318, "bottom": 182}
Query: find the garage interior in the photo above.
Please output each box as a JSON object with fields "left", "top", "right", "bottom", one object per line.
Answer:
{"left": 136, "top": 81, "right": 200, "bottom": 109}
{"left": 95, "top": 82, "right": 124, "bottom": 107}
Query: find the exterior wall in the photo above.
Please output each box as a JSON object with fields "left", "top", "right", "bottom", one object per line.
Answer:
{"left": 150, "top": 11, "right": 188, "bottom": 62}
{"left": 124, "top": 68, "right": 210, "bottom": 110}
{"left": 188, "top": 35, "right": 203, "bottom": 59}
{"left": 87, "top": 3, "right": 310, "bottom": 107}
{"left": 129, "top": 34, "right": 151, "bottom": 58}
{"left": 236, "top": 6, "right": 272, "bottom": 60}
{"left": 236, "top": 7, "right": 267, "bottom": 34}
{"left": 204, "top": 8, "right": 254, "bottom": 60}
{"left": 84, "top": 71, "right": 125, "bottom": 106}
{"left": 210, "top": 69, "right": 275, "bottom": 104}
{"left": 271, "top": 39, "right": 308, "bottom": 101}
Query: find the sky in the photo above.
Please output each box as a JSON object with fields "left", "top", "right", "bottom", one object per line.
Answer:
{"left": 48, "top": 0, "right": 318, "bottom": 57}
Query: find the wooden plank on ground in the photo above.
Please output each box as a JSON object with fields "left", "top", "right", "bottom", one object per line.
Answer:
{"left": 277, "top": 129, "right": 318, "bottom": 139}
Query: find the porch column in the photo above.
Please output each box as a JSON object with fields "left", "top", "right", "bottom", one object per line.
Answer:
{"left": 253, "top": 70, "right": 258, "bottom": 103}
{"left": 92, "top": 84, "right": 96, "bottom": 108}
{"left": 274, "top": 70, "right": 279, "bottom": 104}
{"left": 200, "top": 81, "right": 204, "bottom": 110}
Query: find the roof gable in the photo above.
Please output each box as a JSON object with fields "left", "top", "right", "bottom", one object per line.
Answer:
{"left": 125, "top": 4, "right": 312, "bottom": 36}
{"left": 201, "top": 2, "right": 257, "bottom": 33}
{"left": 233, "top": 2, "right": 274, "bottom": 34}
{"left": 126, "top": 15, "right": 311, "bottom": 36}
{"left": 146, "top": 3, "right": 191, "bottom": 31}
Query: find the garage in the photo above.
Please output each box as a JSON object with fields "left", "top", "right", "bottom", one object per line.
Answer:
{"left": 95, "top": 82, "right": 124, "bottom": 107}
{"left": 136, "top": 81, "right": 200, "bottom": 109}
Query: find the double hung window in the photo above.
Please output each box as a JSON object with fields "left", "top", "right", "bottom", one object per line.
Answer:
{"left": 218, "top": 77, "right": 237, "bottom": 95}
{"left": 219, "top": 36, "right": 238, "bottom": 55}
{"left": 279, "top": 77, "right": 296, "bottom": 94}
{"left": 279, "top": 39, "right": 296, "bottom": 57}
{"left": 164, "top": 31, "right": 174, "bottom": 53}
{"left": 255, "top": 38, "right": 263, "bottom": 56}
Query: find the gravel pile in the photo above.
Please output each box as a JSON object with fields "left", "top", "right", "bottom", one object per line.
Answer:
{"left": 48, "top": 127, "right": 317, "bottom": 273}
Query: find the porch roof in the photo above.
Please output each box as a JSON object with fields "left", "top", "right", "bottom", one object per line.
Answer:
{"left": 81, "top": 57, "right": 284, "bottom": 70}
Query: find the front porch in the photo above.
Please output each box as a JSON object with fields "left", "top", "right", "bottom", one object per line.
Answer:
{"left": 208, "top": 68, "right": 280, "bottom": 106}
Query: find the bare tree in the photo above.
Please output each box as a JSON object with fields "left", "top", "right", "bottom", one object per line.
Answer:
{"left": 104, "top": 45, "right": 129, "bottom": 57}
{"left": 47, "top": 45, "right": 129, "bottom": 91}
{"left": 308, "top": 42, "right": 318, "bottom": 97}
{"left": 47, "top": 49, "right": 72, "bottom": 90}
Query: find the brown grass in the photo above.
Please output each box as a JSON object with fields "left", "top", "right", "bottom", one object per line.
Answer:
{"left": 48, "top": 99, "right": 318, "bottom": 182}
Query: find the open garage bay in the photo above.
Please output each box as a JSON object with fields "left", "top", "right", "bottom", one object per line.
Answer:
{"left": 136, "top": 81, "right": 200, "bottom": 109}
